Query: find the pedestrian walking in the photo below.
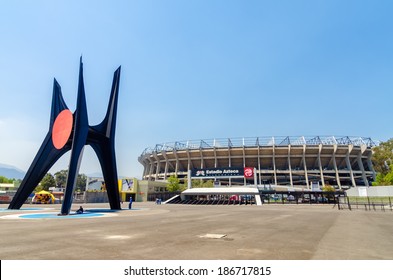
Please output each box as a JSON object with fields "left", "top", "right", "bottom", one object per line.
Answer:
{"left": 128, "top": 196, "right": 133, "bottom": 209}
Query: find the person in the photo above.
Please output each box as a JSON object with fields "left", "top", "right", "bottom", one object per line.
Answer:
{"left": 76, "top": 206, "right": 84, "bottom": 214}
{"left": 128, "top": 196, "right": 133, "bottom": 209}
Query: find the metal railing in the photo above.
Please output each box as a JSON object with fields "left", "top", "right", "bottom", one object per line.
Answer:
{"left": 338, "top": 197, "right": 393, "bottom": 212}
{"left": 140, "top": 136, "right": 379, "bottom": 156}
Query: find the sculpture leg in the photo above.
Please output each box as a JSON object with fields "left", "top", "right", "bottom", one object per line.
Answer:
{"left": 91, "top": 143, "right": 121, "bottom": 210}
{"left": 9, "top": 133, "right": 69, "bottom": 209}
{"left": 59, "top": 58, "right": 89, "bottom": 215}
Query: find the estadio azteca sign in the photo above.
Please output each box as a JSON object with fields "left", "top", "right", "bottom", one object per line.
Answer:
{"left": 191, "top": 167, "right": 254, "bottom": 178}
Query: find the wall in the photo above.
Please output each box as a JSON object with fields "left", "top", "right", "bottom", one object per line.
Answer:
{"left": 346, "top": 186, "right": 393, "bottom": 197}
{"left": 84, "top": 191, "right": 109, "bottom": 203}
{"left": 136, "top": 180, "right": 167, "bottom": 202}
{"left": 84, "top": 180, "right": 168, "bottom": 203}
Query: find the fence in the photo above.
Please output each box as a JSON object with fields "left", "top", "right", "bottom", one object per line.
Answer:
{"left": 337, "top": 196, "right": 393, "bottom": 212}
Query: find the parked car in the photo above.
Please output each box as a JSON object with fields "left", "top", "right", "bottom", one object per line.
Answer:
{"left": 287, "top": 195, "right": 295, "bottom": 201}
{"left": 317, "top": 197, "right": 328, "bottom": 203}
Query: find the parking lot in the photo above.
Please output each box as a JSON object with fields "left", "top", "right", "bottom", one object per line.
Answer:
{"left": 1, "top": 202, "right": 393, "bottom": 260}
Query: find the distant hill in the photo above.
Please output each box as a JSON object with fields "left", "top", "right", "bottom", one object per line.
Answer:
{"left": 86, "top": 172, "right": 103, "bottom": 178}
{"left": 0, "top": 165, "right": 131, "bottom": 181}
{"left": 0, "top": 163, "right": 26, "bottom": 180}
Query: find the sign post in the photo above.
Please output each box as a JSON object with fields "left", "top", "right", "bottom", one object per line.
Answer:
{"left": 254, "top": 168, "right": 257, "bottom": 188}
{"left": 187, "top": 170, "right": 192, "bottom": 189}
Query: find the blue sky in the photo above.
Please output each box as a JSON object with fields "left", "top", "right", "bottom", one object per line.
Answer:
{"left": 0, "top": 0, "right": 392, "bottom": 178}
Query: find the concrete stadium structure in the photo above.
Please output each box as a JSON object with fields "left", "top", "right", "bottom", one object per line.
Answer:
{"left": 139, "top": 136, "right": 378, "bottom": 189}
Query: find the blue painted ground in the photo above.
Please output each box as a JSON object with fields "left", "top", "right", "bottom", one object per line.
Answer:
{"left": 86, "top": 208, "right": 140, "bottom": 212}
{"left": 1, "top": 207, "right": 142, "bottom": 219}
{"left": 19, "top": 212, "right": 105, "bottom": 219}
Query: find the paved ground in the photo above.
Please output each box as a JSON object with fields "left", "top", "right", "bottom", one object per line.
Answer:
{"left": 1, "top": 202, "right": 392, "bottom": 260}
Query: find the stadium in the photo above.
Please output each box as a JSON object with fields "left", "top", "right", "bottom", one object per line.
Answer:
{"left": 139, "top": 136, "right": 378, "bottom": 189}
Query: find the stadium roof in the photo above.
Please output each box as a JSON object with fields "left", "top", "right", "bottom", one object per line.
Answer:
{"left": 141, "top": 136, "right": 379, "bottom": 156}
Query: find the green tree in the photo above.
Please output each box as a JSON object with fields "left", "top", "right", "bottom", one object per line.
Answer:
{"left": 372, "top": 165, "right": 393, "bottom": 186}
{"left": 40, "top": 173, "right": 56, "bottom": 191}
{"left": 202, "top": 180, "right": 214, "bottom": 188}
{"left": 34, "top": 185, "right": 44, "bottom": 192}
{"left": 55, "top": 170, "right": 68, "bottom": 188}
{"left": 322, "top": 184, "right": 335, "bottom": 192}
{"left": 372, "top": 138, "right": 393, "bottom": 186}
{"left": 76, "top": 173, "right": 87, "bottom": 192}
{"left": 0, "top": 176, "right": 14, "bottom": 183}
{"left": 166, "top": 175, "right": 186, "bottom": 192}
{"left": 191, "top": 179, "right": 214, "bottom": 188}
{"left": 372, "top": 138, "right": 393, "bottom": 175}
{"left": 55, "top": 169, "right": 87, "bottom": 191}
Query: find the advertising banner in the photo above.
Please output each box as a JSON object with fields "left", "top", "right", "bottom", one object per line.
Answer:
{"left": 191, "top": 167, "right": 245, "bottom": 178}
{"left": 120, "top": 178, "right": 135, "bottom": 192}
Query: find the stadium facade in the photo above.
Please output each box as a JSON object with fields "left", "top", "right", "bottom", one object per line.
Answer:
{"left": 138, "top": 136, "right": 378, "bottom": 189}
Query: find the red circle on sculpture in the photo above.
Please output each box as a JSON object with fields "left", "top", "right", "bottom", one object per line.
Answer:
{"left": 52, "top": 109, "right": 73, "bottom": 150}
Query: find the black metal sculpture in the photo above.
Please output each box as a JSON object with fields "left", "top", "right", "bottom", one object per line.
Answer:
{"left": 8, "top": 58, "right": 122, "bottom": 215}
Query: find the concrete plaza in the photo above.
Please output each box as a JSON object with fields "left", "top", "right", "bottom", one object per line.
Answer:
{"left": 0, "top": 202, "right": 392, "bottom": 260}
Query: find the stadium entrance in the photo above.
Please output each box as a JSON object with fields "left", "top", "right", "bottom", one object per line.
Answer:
{"left": 164, "top": 189, "right": 346, "bottom": 206}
